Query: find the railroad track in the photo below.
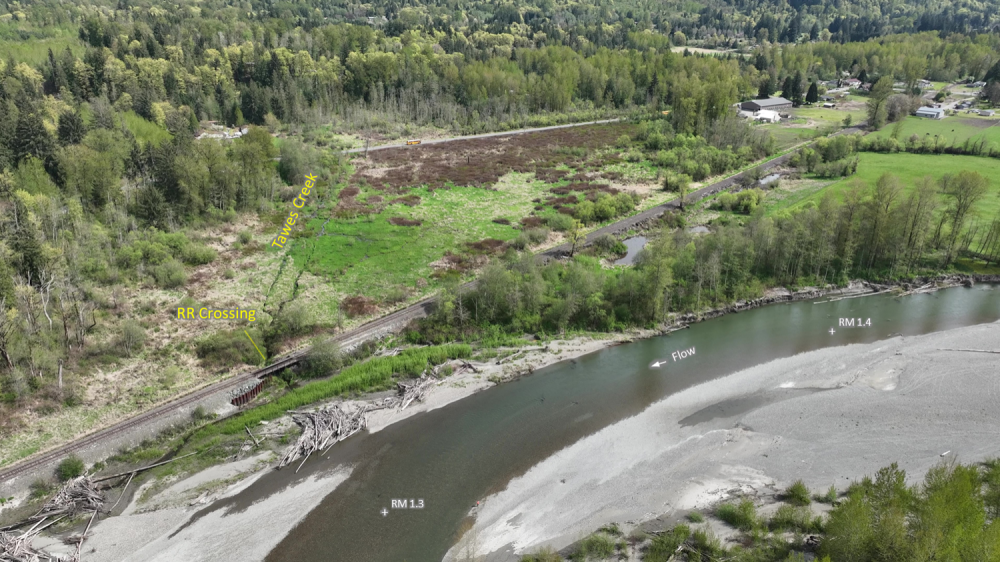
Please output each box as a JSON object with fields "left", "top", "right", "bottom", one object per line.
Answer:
{"left": 1, "top": 123, "right": 864, "bottom": 486}
{"left": 0, "top": 299, "right": 435, "bottom": 486}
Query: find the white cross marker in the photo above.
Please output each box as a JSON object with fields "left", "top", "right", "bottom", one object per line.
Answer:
{"left": 829, "top": 328, "right": 836, "bottom": 335}
{"left": 381, "top": 508, "right": 389, "bottom": 517}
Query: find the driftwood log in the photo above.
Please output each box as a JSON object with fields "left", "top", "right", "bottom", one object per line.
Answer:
{"left": 0, "top": 477, "right": 105, "bottom": 562}
{"left": 278, "top": 373, "right": 443, "bottom": 471}
{"left": 277, "top": 404, "right": 369, "bottom": 472}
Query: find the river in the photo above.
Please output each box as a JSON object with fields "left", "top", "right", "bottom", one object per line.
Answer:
{"left": 189, "top": 284, "right": 1000, "bottom": 562}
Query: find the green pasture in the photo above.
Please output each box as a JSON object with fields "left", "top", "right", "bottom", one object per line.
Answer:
{"left": 771, "top": 152, "right": 1000, "bottom": 213}
{"left": 872, "top": 115, "right": 1000, "bottom": 150}
{"left": 764, "top": 153, "right": 1000, "bottom": 252}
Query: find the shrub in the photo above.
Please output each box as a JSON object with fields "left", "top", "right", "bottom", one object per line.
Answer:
{"left": 238, "top": 230, "right": 253, "bottom": 244}
{"left": 716, "top": 499, "right": 759, "bottom": 531}
{"left": 181, "top": 243, "right": 217, "bottom": 265}
{"left": 151, "top": 259, "right": 187, "bottom": 288}
{"left": 265, "top": 303, "right": 314, "bottom": 352}
{"left": 196, "top": 328, "right": 262, "bottom": 366}
{"left": 524, "top": 227, "right": 550, "bottom": 245}
{"left": 769, "top": 504, "right": 822, "bottom": 533}
{"left": 520, "top": 547, "right": 562, "bottom": 562}
{"left": 815, "top": 484, "right": 838, "bottom": 504}
{"left": 686, "top": 511, "right": 704, "bottom": 523}
{"left": 300, "top": 339, "right": 344, "bottom": 379}
{"left": 644, "top": 524, "right": 691, "bottom": 562}
{"left": 546, "top": 213, "right": 575, "bottom": 232}
{"left": 191, "top": 405, "right": 214, "bottom": 421}
{"left": 785, "top": 480, "right": 812, "bottom": 506}
{"left": 575, "top": 533, "right": 614, "bottom": 559}
{"left": 56, "top": 456, "right": 85, "bottom": 482}
{"left": 30, "top": 479, "right": 55, "bottom": 499}
{"left": 117, "top": 320, "right": 147, "bottom": 357}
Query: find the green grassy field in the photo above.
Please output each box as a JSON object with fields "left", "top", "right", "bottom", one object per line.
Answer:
{"left": 791, "top": 106, "right": 866, "bottom": 127}
{"left": 872, "top": 115, "right": 1000, "bottom": 150}
{"left": 762, "top": 153, "right": 1000, "bottom": 254}
{"left": 769, "top": 153, "right": 1000, "bottom": 214}
{"left": 760, "top": 122, "right": 826, "bottom": 150}
{"left": 284, "top": 181, "right": 534, "bottom": 311}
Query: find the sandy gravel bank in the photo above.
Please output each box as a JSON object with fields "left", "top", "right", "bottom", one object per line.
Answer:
{"left": 6, "top": 334, "right": 632, "bottom": 562}
{"left": 446, "top": 321, "right": 1000, "bottom": 561}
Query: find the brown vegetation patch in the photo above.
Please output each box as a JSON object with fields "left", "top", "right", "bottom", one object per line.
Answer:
{"left": 546, "top": 195, "right": 578, "bottom": 206}
{"left": 389, "top": 194, "right": 422, "bottom": 207}
{"left": 466, "top": 238, "right": 506, "bottom": 254}
{"left": 351, "top": 123, "right": 634, "bottom": 191}
{"left": 520, "top": 216, "right": 544, "bottom": 228}
{"left": 492, "top": 217, "right": 511, "bottom": 225}
{"left": 557, "top": 206, "right": 575, "bottom": 215}
{"left": 338, "top": 186, "right": 360, "bottom": 199}
{"left": 334, "top": 201, "right": 376, "bottom": 218}
{"left": 535, "top": 169, "right": 569, "bottom": 182}
{"left": 366, "top": 195, "right": 384, "bottom": 204}
{"left": 341, "top": 296, "right": 379, "bottom": 318}
{"left": 388, "top": 217, "right": 422, "bottom": 227}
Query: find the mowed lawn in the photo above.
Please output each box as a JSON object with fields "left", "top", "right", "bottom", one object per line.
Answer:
{"left": 872, "top": 115, "right": 1000, "bottom": 150}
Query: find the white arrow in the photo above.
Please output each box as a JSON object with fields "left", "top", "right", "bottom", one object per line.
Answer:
{"left": 651, "top": 361, "right": 667, "bottom": 368}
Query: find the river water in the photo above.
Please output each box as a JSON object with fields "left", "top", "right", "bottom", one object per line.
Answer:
{"left": 195, "top": 285, "right": 1000, "bottom": 562}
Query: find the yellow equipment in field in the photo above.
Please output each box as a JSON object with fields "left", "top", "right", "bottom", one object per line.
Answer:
{"left": 406, "top": 139, "right": 422, "bottom": 145}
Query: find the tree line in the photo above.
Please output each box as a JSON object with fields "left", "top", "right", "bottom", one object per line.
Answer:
{"left": 413, "top": 164, "right": 994, "bottom": 340}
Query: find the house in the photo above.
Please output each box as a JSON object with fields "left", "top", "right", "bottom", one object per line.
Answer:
{"left": 740, "top": 97, "right": 792, "bottom": 112}
{"left": 753, "top": 109, "right": 781, "bottom": 123}
{"left": 822, "top": 102, "right": 835, "bottom": 108}
{"left": 917, "top": 79, "right": 932, "bottom": 88}
{"left": 979, "top": 109, "right": 995, "bottom": 117}
{"left": 915, "top": 107, "right": 946, "bottom": 119}
{"left": 972, "top": 81, "right": 987, "bottom": 88}
{"left": 843, "top": 78, "right": 861, "bottom": 88}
